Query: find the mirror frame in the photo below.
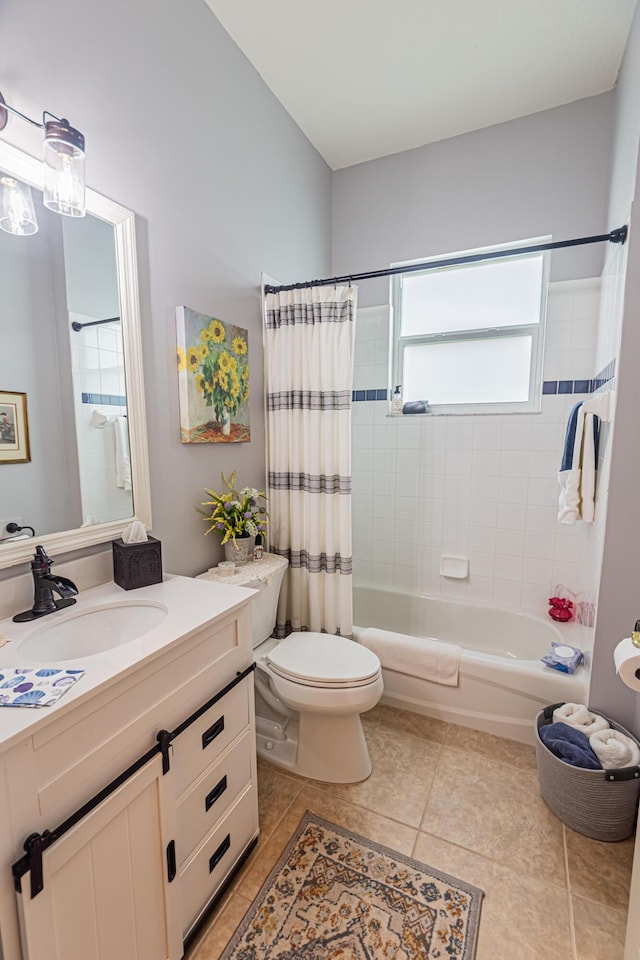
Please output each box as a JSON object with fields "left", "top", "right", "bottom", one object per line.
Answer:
{"left": 0, "top": 139, "right": 152, "bottom": 569}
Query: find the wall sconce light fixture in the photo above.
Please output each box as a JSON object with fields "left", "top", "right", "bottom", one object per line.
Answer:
{"left": 0, "top": 90, "right": 86, "bottom": 219}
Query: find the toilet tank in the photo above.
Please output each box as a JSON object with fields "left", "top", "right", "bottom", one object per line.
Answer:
{"left": 233, "top": 555, "right": 288, "bottom": 648}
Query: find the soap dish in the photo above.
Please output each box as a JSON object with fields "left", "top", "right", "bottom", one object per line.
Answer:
{"left": 439, "top": 554, "right": 469, "bottom": 579}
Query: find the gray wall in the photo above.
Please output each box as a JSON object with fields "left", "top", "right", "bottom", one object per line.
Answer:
{"left": 62, "top": 215, "right": 119, "bottom": 319}
{"left": 0, "top": 0, "right": 331, "bottom": 577}
{"left": 608, "top": 5, "right": 640, "bottom": 229}
{"left": 589, "top": 5, "right": 640, "bottom": 734}
{"left": 332, "top": 95, "right": 614, "bottom": 307}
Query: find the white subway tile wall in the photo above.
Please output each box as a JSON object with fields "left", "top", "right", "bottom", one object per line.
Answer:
{"left": 351, "top": 281, "right": 605, "bottom": 617}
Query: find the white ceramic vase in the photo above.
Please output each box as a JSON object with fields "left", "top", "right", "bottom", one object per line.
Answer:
{"left": 224, "top": 536, "right": 255, "bottom": 565}
{"left": 221, "top": 407, "right": 231, "bottom": 436}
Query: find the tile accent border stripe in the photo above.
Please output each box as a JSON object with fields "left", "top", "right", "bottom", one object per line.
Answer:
{"left": 81, "top": 392, "right": 127, "bottom": 406}
{"left": 542, "top": 359, "right": 616, "bottom": 397}
{"left": 543, "top": 380, "right": 591, "bottom": 396}
{"left": 353, "top": 389, "right": 388, "bottom": 402}
{"left": 592, "top": 358, "right": 616, "bottom": 392}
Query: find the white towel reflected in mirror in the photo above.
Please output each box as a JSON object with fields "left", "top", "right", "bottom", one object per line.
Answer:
{"left": 114, "top": 416, "right": 131, "bottom": 491}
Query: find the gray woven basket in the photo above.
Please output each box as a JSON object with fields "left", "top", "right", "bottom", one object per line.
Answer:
{"left": 535, "top": 703, "right": 640, "bottom": 841}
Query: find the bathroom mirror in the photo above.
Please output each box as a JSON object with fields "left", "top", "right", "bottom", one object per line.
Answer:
{"left": 0, "top": 139, "right": 151, "bottom": 570}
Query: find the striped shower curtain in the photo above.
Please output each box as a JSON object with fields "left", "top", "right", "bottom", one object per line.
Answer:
{"left": 264, "top": 284, "right": 357, "bottom": 637}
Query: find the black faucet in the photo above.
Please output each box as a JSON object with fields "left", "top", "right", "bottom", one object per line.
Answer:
{"left": 12, "top": 546, "right": 79, "bottom": 623}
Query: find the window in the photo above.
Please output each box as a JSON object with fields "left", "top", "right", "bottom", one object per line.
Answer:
{"left": 392, "top": 242, "right": 548, "bottom": 414}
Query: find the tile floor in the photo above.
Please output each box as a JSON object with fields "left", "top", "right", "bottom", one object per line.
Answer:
{"left": 189, "top": 703, "right": 634, "bottom": 960}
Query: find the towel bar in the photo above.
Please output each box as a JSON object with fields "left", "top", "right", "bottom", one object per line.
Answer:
{"left": 582, "top": 390, "right": 613, "bottom": 422}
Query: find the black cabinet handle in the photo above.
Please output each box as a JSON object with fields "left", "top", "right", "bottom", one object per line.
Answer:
{"left": 205, "top": 775, "right": 228, "bottom": 812}
{"left": 209, "top": 834, "right": 230, "bottom": 873}
{"left": 202, "top": 716, "right": 225, "bottom": 749}
{"left": 166, "top": 840, "right": 176, "bottom": 883}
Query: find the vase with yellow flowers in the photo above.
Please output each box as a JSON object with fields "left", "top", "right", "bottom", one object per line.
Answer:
{"left": 199, "top": 471, "right": 268, "bottom": 564}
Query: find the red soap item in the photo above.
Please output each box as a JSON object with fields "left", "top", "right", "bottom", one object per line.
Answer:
{"left": 548, "top": 596, "right": 574, "bottom": 622}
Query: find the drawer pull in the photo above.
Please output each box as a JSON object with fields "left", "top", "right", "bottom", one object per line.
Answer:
{"left": 205, "top": 775, "right": 228, "bottom": 812}
{"left": 202, "top": 716, "right": 225, "bottom": 749}
{"left": 209, "top": 834, "right": 231, "bottom": 873}
{"left": 166, "top": 840, "right": 176, "bottom": 883}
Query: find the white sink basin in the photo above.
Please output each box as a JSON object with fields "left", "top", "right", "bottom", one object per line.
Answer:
{"left": 18, "top": 601, "right": 168, "bottom": 662}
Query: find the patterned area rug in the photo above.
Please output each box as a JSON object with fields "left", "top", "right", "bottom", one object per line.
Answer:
{"left": 221, "top": 812, "right": 483, "bottom": 959}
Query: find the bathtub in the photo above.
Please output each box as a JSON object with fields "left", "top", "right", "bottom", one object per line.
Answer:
{"left": 352, "top": 586, "right": 589, "bottom": 745}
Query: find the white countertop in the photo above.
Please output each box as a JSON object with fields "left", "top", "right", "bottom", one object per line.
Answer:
{"left": 0, "top": 575, "right": 256, "bottom": 753}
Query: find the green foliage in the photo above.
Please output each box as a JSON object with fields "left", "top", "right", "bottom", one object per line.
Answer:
{"left": 198, "top": 471, "right": 268, "bottom": 545}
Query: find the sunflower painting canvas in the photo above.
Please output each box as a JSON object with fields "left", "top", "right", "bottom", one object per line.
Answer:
{"left": 176, "top": 306, "right": 251, "bottom": 443}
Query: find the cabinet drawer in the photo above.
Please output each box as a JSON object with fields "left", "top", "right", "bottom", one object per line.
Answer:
{"left": 31, "top": 616, "right": 245, "bottom": 820}
{"left": 179, "top": 783, "right": 258, "bottom": 936}
{"left": 175, "top": 728, "right": 253, "bottom": 866}
{"left": 172, "top": 678, "right": 250, "bottom": 795}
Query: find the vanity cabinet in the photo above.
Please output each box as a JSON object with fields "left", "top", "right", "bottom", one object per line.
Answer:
{"left": 0, "top": 579, "right": 258, "bottom": 960}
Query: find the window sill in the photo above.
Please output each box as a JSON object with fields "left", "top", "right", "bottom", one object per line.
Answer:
{"left": 386, "top": 409, "right": 543, "bottom": 418}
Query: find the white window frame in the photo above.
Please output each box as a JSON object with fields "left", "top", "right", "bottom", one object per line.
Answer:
{"left": 390, "top": 239, "right": 550, "bottom": 416}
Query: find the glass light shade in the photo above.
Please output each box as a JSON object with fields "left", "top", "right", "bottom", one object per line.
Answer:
{"left": 0, "top": 176, "right": 38, "bottom": 236}
{"left": 43, "top": 119, "right": 86, "bottom": 217}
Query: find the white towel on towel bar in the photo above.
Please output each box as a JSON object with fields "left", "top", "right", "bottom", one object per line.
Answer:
{"left": 360, "top": 627, "right": 461, "bottom": 687}
{"left": 557, "top": 401, "right": 599, "bottom": 524}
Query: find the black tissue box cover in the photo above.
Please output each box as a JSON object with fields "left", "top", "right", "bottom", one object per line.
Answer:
{"left": 112, "top": 536, "right": 163, "bottom": 590}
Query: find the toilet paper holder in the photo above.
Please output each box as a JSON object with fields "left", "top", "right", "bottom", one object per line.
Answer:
{"left": 614, "top": 624, "right": 640, "bottom": 692}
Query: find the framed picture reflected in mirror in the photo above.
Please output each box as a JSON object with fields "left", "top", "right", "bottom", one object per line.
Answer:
{"left": 0, "top": 390, "right": 30, "bottom": 463}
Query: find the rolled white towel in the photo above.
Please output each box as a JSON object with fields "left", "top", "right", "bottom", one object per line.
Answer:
{"left": 589, "top": 729, "right": 640, "bottom": 769}
{"left": 552, "top": 703, "right": 610, "bottom": 736}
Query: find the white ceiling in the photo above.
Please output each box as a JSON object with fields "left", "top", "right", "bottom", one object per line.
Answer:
{"left": 204, "top": 0, "right": 637, "bottom": 170}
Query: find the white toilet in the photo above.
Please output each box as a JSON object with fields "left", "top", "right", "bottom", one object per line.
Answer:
{"left": 233, "top": 554, "right": 383, "bottom": 783}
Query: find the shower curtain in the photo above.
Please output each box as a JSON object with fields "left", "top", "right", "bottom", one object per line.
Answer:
{"left": 264, "top": 283, "right": 357, "bottom": 637}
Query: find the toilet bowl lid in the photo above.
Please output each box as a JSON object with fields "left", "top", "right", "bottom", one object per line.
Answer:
{"left": 266, "top": 632, "right": 381, "bottom": 687}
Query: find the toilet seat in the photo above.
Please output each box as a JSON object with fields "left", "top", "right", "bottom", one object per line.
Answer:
{"left": 266, "top": 632, "right": 381, "bottom": 688}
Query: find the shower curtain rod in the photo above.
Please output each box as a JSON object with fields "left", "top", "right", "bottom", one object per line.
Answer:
{"left": 263, "top": 225, "right": 628, "bottom": 294}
